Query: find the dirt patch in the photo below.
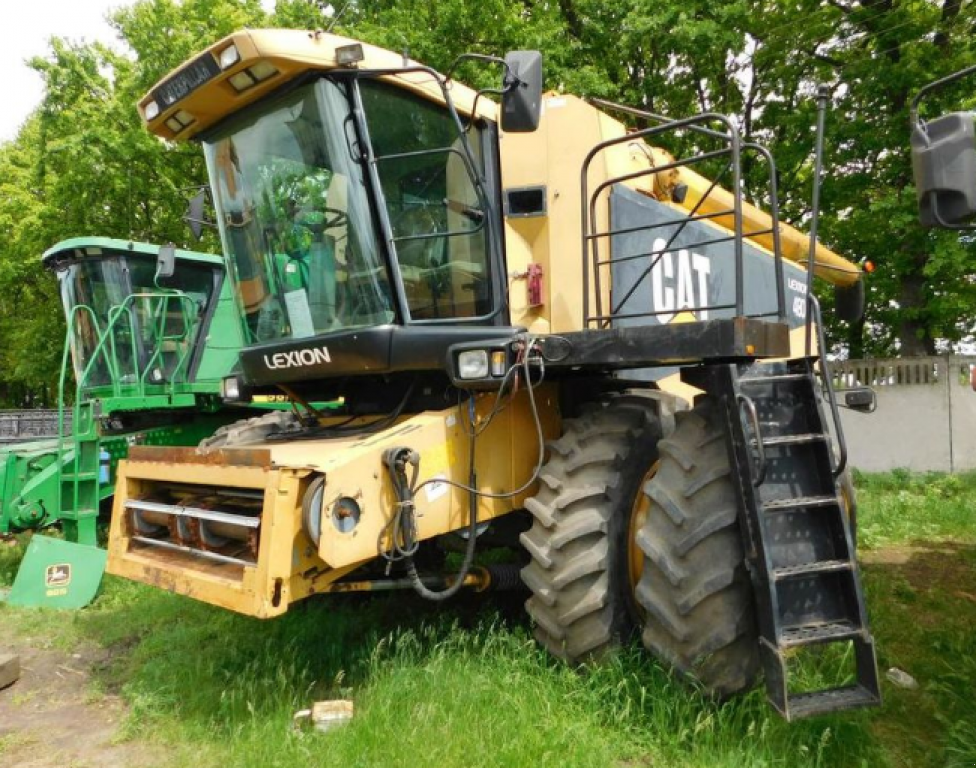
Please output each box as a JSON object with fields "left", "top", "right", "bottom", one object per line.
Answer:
{"left": 0, "top": 627, "right": 162, "bottom": 768}
{"left": 862, "top": 541, "right": 976, "bottom": 616}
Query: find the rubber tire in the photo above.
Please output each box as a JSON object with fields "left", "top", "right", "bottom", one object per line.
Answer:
{"left": 635, "top": 399, "right": 760, "bottom": 697}
{"left": 839, "top": 468, "right": 858, "bottom": 549}
{"left": 196, "top": 410, "right": 301, "bottom": 453}
{"left": 520, "top": 393, "right": 664, "bottom": 662}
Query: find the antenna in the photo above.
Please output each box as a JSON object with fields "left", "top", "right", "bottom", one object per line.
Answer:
{"left": 324, "top": 1, "right": 352, "bottom": 33}
{"left": 806, "top": 85, "right": 830, "bottom": 357}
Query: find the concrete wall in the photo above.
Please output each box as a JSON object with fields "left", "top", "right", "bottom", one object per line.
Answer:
{"left": 830, "top": 356, "right": 976, "bottom": 473}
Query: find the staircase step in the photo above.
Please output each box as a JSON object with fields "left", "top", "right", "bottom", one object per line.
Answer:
{"left": 763, "top": 495, "right": 837, "bottom": 512}
{"left": 780, "top": 620, "right": 862, "bottom": 648}
{"left": 63, "top": 472, "right": 99, "bottom": 481}
{"left": 773, "top": 559, "right": 851, "bottom": 580}
{"left": 787, "top": 685, "right": 880, "bottom": 720}
{"left": 754, "top": 433, "right": 826, "bottom": 447}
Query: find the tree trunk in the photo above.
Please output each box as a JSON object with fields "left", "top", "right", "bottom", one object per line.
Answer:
{"left": 897, "top": 270, "right": 935, "bottom": 356}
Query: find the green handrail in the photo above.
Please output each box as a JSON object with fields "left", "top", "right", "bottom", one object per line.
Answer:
{"left": 55, "top": 288, "right": 203, "bottom": 523}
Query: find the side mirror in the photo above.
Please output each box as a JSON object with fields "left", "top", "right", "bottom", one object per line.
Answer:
{"left": 833, "top": 280, "right": 865, "bottom": 324}
{"left": 186, "top": 189, "right": 208, "bottom": 241}
{"left": 911, "top": 112, "right": 976, "bottom": 227}
{"left": 156, "top": 243, "right": 176, "bottom": 281}
{"left": 502, "top": 51, "right": 543, "bottom": 133}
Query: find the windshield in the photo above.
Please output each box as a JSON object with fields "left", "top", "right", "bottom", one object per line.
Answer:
{"left": 58, "top": 256, "right": 217, "bottom": 388}
{"left": 204, "top": 80, "right": 393, "bottom": 344}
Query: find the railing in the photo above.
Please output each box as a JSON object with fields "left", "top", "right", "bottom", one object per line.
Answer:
{"left": 581, "top": 101, "right": 787, "bottom": 330}
{"left": 55, "top": 290, "right": 203, "bottom": 491}
{"left": 0, "top": 410, "right": 70, "bottom": 442}
{"left": 827, "top": 355, "right": 976, "bottom": 388}
{"left": 59, "top": 291, "right": 202, "bottom": 409}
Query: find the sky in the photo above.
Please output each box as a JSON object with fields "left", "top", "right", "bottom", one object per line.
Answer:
{"left": 0, "top": 0, "right": 126, "bottom": 142}
{"left": 0, "top": 0, "right": 276, "bottom": 143}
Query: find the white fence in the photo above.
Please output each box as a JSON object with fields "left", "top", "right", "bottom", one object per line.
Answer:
{"left": 829, "top": 356, "right": 976, "bottom": 473}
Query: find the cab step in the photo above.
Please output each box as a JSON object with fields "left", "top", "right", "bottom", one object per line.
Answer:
{"left": 787, "top": 685, "right": 879, "bottom": 720}
{"left": 690, "top": 359, "right": 881, "bottom": 721}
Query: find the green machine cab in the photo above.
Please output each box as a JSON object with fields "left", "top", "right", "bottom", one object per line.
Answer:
{"left": 2, "top": 238, "right": 254, "bottom": 606}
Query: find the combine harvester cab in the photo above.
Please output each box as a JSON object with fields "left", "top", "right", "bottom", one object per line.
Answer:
{"left": 108, "top": 29, "right": 879, "bottom": 720}
{"left": 3, "top": 238, "right": 247, "bottom": 607}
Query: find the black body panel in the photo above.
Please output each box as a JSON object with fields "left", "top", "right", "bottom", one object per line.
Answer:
{"left": 240, "top": 324, "right": 525, "bottom": 386}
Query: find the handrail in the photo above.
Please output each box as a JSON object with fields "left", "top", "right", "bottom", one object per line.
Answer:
{"left": 810, "top": 295, "right": 848, "bottom": 478}
{"left": 580, "top": 109, "right": 790, "bottom": 330}
{"left": 56, "top": 289, "right": 203, "bottom": 478}
{"left": 737, "top": 393, "right": 768, "bottom": 485}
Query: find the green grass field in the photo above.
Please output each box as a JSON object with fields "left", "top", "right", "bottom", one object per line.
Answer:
{"left": 2, "top": 471, "right": 975, "bottom": 768}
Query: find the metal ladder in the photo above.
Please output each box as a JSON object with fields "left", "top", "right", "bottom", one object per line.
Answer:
{"left": 57, "top": 401, "right": 100, "bottom": 546}
{"left": 708, "top": 353, "right": 881, "bottom": 720}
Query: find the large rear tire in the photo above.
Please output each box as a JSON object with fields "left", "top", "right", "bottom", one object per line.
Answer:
{"left": 635, "top": 399, "right": 760, "bottom": 697}
{"left": 520, "top": 393, "right": 667, "bottom": 661}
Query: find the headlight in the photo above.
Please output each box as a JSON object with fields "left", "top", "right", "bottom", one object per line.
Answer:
{"left": 457, "top": 350, "right": 489, "bottom": 380}
{"left": 221, "top": 376, "right": 242, "bottom": 401}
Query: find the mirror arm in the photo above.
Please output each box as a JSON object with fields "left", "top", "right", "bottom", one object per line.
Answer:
{"left": 911, "top": 62, "right": 976, "bottom": 127}
{"left": 932, "top": 202, "right": 976, "bottom": 231}
{"left": 444, "top": 53, "right": 514, "bottom": 85}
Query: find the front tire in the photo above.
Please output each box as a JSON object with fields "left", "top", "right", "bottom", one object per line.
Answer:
{"left": 636, "top": 399, "right": 760, "bottom": 697}
{"left": 520, "top": 393, "right": 667, "bottom": 661}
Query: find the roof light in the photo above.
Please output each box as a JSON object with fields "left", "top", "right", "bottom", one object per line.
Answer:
{"left": 229, "top": 70, "right": 255, "bottom": 92}
{"left": 165, "top": 110, "right": 196, "bottom": 134}
{"left": 144, "top": 100, "right": 160, "bottom": 121}
{"left": 335, "top": 43, "right": 365, "bottom": 67}
{"left": 218, "top": 44, "right": 240, "bottom": 70}
{"left": 227, "top": 63, "right": 279, "bottom": 93}
{"left": 250, "top": 61, "right": 277, "bottom": 82}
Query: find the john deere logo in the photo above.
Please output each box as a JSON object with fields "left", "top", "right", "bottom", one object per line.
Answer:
{"left": 45, "top": 564, "right": 71, "bottom": 588}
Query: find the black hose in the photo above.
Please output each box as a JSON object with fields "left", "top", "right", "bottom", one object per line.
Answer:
{"left": 382, "top": 428, "right": 480, "bottom": 601}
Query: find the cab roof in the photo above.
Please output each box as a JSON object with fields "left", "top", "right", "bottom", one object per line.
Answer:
{"left": 140, "top": 29, "right": 496, "bottom": 142}
{"left": 41, "top": 237, "right": 223, "bottom": 270}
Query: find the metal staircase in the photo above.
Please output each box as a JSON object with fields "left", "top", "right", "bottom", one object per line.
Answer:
{"left": 697, "top": 354, "right": 881, "bottom": 720}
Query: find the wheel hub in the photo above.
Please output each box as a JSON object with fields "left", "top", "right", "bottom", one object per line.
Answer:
{"left": 627, "top": 461, "right": 659, "bottom": 603}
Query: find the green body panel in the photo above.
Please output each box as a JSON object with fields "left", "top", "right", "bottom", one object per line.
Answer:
{"left": 0, "top": 413, "right": 250, "bottom": 535}
{"left": 5, "top": 536, "right": 107, "bottom": 609}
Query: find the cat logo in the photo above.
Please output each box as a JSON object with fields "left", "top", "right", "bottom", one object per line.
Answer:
{"left": 45, "top": 563, "right": 72, "bottom": 588}
{"left": 649, "top": 237, "right": 712, "bottom": 323}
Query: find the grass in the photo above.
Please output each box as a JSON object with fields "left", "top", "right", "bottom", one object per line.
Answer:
{"left": 2, "top": 471, "right": 975, "bottom": 768}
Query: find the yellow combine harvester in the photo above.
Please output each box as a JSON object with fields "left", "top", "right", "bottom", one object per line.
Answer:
{"left": 107, "top": 29, "right": 880, "bottom": 720}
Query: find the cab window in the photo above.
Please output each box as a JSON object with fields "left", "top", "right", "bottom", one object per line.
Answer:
{"left": 359, "top": 81, "right": 492, "bottom": 321}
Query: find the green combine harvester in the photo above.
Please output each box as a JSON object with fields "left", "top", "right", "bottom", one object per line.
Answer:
{"left": 1, "top": 237, "right": 252, "bottom": 606}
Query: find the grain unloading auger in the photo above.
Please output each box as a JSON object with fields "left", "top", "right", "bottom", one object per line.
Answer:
{"left": 107, "top": 30, "right": 880, "bottom": 720}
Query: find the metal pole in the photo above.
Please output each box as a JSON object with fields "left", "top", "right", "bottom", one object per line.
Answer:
{"left": 806, "top": 86, "right": 830, "bottom": 358}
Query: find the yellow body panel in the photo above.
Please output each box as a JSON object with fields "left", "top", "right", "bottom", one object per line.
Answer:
{"left": 107, "top": 388, "right": 559, "bottom": 616}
